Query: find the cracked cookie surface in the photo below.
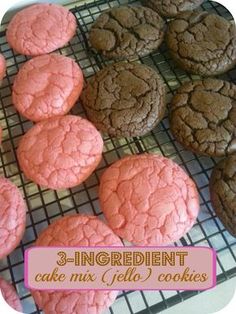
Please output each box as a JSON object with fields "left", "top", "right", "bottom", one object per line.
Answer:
{"left": 17, "top": 115, "right": 103, "bottom": 190}
{"left": 13, "top": 54, "right": 84, "bottom": 122}
{"left": 170, "top": 79, "right": 236, "bottom": 157}
{"left": 142, "top": 0, "right": 203, "bottom": 18}
{"left": 0, "top": 177, "right": 26, "bottom": 259}
{"left": 81, "top": 62, "right": 166, "bottom": 137}
{"left": 0, "top": 278, "right": 22, "bottom": 311}
{"left": 31, "top": 215, "right": 122, "bottom": 314}
{"left": 166, "top": 11, "right": 236, "bottom": 76}
{"left": 210, "top": 156, "right": 236, "bottom": 237}
{"left": 89, "top": 5, "right": 165, "bottom": 59}
{"left": 6, "top": 4, "right": 77, "bottom": 56}
{"left": 99, "top": 154, "right": 199, "bottom": 246}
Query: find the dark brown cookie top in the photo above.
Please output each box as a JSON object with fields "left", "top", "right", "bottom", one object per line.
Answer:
{"left": 166, "top": 11, "right": 236, "bottom": 76}
{"left": 81, "top": 62, "right": 166, "bottom": 137}
{"left": 170, "top": 79, "right": 236, "bottom": 157}
{"left": 89, "top": 5, "right": 165, "bottom": 59}
{"left": 142, "top": 0, "right": 203, "bottom": 18}
{"left": 210, "top": 156, "right": 236, "bottom": 237}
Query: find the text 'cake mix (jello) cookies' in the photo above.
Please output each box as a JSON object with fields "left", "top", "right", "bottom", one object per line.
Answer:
{"left": 81, "top": 62, "right": 166, "bottom": 137}
{"left": 166, "top": 11, "right": 236, "bottom": 76}
{"left": 6, "top": 3, "right": 77, "bottom": 56}
{"left": 89, "top": 5, "right": 165, "bottom": 59}
{"left": 210, "top": 156, "right": 236, "bottom": 237}
{"left": 99, "top": 154, "right": 199, "bottom": 246}
{"left": 31, "top": 215, "right": 122, "bottom": 314}
{"left": 170, "top": 79, "right": 236, "bottom": 157}
{"left": 0, "top": 54, "right": 6, "bottom": 81}
{"left": 13, "top": 54, "right": 83, "bottom": 122}
{"left": 0, "top": 278, "right": 22, "bottom": 312}
{"left": 17, "top": 115, "right": 103, "bottom": 190}
{"left": 0, "top": 177, "right": 26, "bottom": 259}
{"left": 142, "top": 0, "right": 204, "bottom": 18}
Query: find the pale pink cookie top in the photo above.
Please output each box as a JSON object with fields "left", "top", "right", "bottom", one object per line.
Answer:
{"left": 6, "top": 4, "right": 77, "bottom": 56}
{"left": 17, "top": 115, "right": 104, "bottom": 190}
{"left": 0, "top": 54, "right": 6, "bottom": 81}
{"left": 13, "top": 54, "right": 84, "bottom": 122}
{"left": 0, "top": 278, "right": 22, "bottom": 312}
{"left": 31, "top": 215, "right": 123, "bottom": 314}
{"left": 99, "top": 154, "right": 200, "bottom": 246}
{"left": 0, "top": 177, "right": 26, "bottom": 259}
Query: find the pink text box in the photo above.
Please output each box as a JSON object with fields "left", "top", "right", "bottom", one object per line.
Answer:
{"left": 25, "top": 246, "right": 216, "bottom": 291}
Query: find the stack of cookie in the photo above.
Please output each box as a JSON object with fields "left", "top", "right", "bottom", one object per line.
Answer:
{"left": 82, "top": 5, "right": 167, "bottom": 138}
{"left": 85, "top": 2, "right": 236, "bottom": 237}
{"left": 1, "top": 4, "right": 106, "bottom": 313}
{"left": 165, "top": 10, "right": 236, "bottom": 237}
{"left": 3, "top": 3, "right": 105, "bottom": 191}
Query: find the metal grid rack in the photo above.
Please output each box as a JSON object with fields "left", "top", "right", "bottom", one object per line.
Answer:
{"left": 0, "top": 0, "right": 236, "bottom": 313}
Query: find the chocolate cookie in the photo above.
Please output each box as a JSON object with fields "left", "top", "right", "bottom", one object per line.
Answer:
{"left": 210, "top": 156, "right": 236, "bottom": 237}
{"left": 166, "top": 11, "right": 236, "bottom": 76}
{"left": 142, "top": 0, "right": 203, "bottom": 18}
{"left": 81, "top": 62, "right": 166, "bottom": 137}
{"left": 170, "top": 79, "right": 236, "bottom": 157}
{"left": 89, "top": 5, "right": 165, "bottom": 59}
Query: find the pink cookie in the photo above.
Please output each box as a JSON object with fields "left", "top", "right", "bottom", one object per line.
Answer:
{"left": 0, "top": 277, "right": 22, "bottom": 311}
{"left": 0, "top": 177, "right": 26, "bottom": 259}
{"left": 99, "top": 154, "right": 200, "bottom": 246}
{"left": 17, "top": 115, "right": 103, "bottom": 190}
{"left": 31, "top": 215, "right": 122, "bottom": 314}
{"left": 0, "top": 54, "right": 6, "bottom": 81}
{"left": 13, "top": 54, "right": 84, "bottom": 122}
{"left": 6, "top": 4, "right": 77, "bottom": 56}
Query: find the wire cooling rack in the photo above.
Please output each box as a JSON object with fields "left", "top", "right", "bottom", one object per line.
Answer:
{"left": 0, "top": 0, "right": 236, "bottom": 313}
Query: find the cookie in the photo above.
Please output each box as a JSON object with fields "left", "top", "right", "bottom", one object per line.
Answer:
{"left": 0, "top": 278, "right": 22, "bottom": 311}
{"left": 210, "top": 156, "right": 236, "bottom": 237}
{"left": 13, "top": 54, "right": 84, "bottom": 122}
{"left": 17, "top": 115, "right": 103, "bottom": 190}
{"left": 0, "top": 177, "right": 26, "bottom": 259}
{"left": 99, "top": 154, "right": 199, "bottom": 246}
{"left": 0, "top": 54, "right": 6, "bottom": 81}
{"left": 6, "top": 4, "right": 76, "bottom": 56}
{"left": 89, "top": 5, "right": 165, "bottom": 59}
{"left": 170, "top": 79, "right": 236, "bottom": 157}
{"left": 31, "top": 215, "right": 122, "bottom": 314}
{"left": 142, "top": 0, "right": 203, "bottom": 18}
{"left": 166, "top": 11, "right": 236, "bottom": 76}
{"left": 81, "top": 62, "right": 166, "bottom": 137}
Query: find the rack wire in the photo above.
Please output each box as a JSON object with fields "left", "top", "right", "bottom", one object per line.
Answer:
{"left": 0, "top": 0, "right": 236, "bottom": 313}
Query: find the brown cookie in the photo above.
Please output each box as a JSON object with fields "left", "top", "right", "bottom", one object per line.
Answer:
{"left": 166, "top": 11, "right": 236, "bottom": 76}
{"left": 142, "top": 0, "right": 203, "bottom": 18}
{"left": 89, "top": 5, "right": 165, "bottom": 59}
{"left": 170, "top": 79, "right": 236, "bottom": 157}
{"left": 81, "top": 62, "right": 166, "bottom": 137}
{"left": 210, "top": 156, "right": 236, "bottom": 237}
